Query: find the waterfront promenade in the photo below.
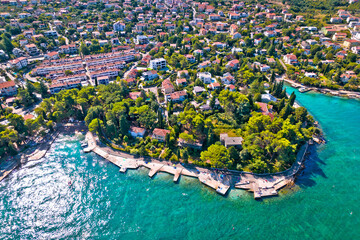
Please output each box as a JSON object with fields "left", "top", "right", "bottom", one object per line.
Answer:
{"left": 85, "top": 131, "right": 310, "bottom": 199}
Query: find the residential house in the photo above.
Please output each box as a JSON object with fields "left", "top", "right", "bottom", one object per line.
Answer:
{"left": 129, "top": 126, "right": 146, "bottom": 138}
{"left": 142, "top": 70, "right": 158, "bottom": 81}
{"left": 283, "top": 54, "right": 298, "bottom": 65}
{"left": 149, "top": 58, "right": 166, "bottom": 70}
{"left": 177, "top": 70, "right": 189, "bottom": 78}
{"left": 208, "top": 82, "right": 220, "bottom": 90}
{"left": 44, "top": 51, "right": 59, "bottom": 60}
{"left": 49, "top": 80, "right": 81, "bottom": 94}
{"left": 305, "top": 72, "right": 317, "bottom": 78}
{"left": 95, "top": 76, "right": 110, "bottom": 85}
{"left": 226, "top": 59, "right": 239, "bottom": 70}
{"left": 340, "top": 71, "right": 357, "bottom": 82}
{"left": 161, "top": 79, "right": 174, "bottom": 94}
{"left": 225, "top": 84, "right": 236, "bottom": 91}
{"left": 136, "top": 35, "right": 149, "bottom": 44}
{"left": 0, "top": 80, "right": 17, "bottom": 96}
{"left": 176, "top": 78, "right": 187, "bottom": 86}
{"left": 261, "top": 92, "right": 277, "bottom": 102}
{"left": 257, "top": 102, "right": 274, "bottom": 120}
{"left": 221, "top": 73, "right": 235, "bottom": 85}
{"left": 198, "top": 61, "right": 211, "bottom": 69}
{"left": 9, "top": 57, "right": 28, "bottom": 69}
{"left": 25, "top": 44, "right": 39, "bottom": 55}
{"left": 185, "top": 54, "right": 196, "bottom": 63}
{"left": 59, "top": 44, "right": 78, "bottom": 54}
{"left": 197, "top": 72, "right": 212, "bottom": 84}
{"left": 332, "top": 32, "right": 347, "bottom": 41}
{"left": 228, "top": 12, "right": 240, "bottom": 20}
{"left": 193, "top": 86, "right": 206, "bottom": 95}
{"left": 152, "top": 128, "right": 170, "bottom": 141}
{"left": 168, "top": 90, "right": 187, "bottom": 102}
{"left": 220, "top": 133, "right": 243, "bottom": 148}
{"left": 343, "top": 39, "right": 360, "bottom": 49}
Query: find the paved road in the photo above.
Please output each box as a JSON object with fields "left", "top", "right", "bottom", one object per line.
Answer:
{"left": 1, "top": 65, "right": 16, "bottom": 81}
{"left": 123, "top": 61, "right": 138, "bottom": 78}
{"left": 49, "top": 23, "right": 69, "bottom": 44}
{"left": 279, "top": 58, "right": 288, "bottom": 71}
{"left": 25, "top": 71, "right": 39, "bottom": 83}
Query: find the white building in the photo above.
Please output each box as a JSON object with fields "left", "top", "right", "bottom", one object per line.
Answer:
{"left": 305, "top": 72, "right": 317, "bottom": 78}
{"left": 197, "top": 72, "right": 212, "bottom": 84}
{"left": 9, "top": 57, "right": 28, "bottom": 69}
{"left": 149, "top": 58, "right": 166, "bottom": 70}
{"left": 261, "top": 92, "right": 277, "bottom": 103}
{"left": 135, "top": 35, "right": 149, "bottom": 44}
{"left": 44, "top": 30, "right": 58, "bottom": 38}
{"left": 0, "top": 80, "right": 17, "bottom": 96}
{"left": 113, "top": 21, "right": 125, "bottom": 32}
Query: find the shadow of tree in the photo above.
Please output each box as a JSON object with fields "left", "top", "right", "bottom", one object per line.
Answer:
{"left": 295, "top": 144, "right": 327, "bottom": 188}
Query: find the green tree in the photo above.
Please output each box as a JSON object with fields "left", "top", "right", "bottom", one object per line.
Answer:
{"left": 80, "top": 42, "right": 90, "bottom": 55}
{"left": 157, "top": 109, "right": 164, "bottom": 128}
{"left": 26, "top": 81, "right": 36, "bottom": 97}
{"left": 119, "top": 115, "right": 129, "bottom": 135}
{"left": 200, "top": 143, "right": 231, "bottom": 168}
{"left": 38, "top": 81, "right": 48, "bottom": 98}
{"left": 289, "top": 91, "right": 296, "bottom": 106}
{"left": 279, "top": 103, "right": 292, "bottom": 119}
{"left": 138, "top": 107, "right": 157, "bottom": 129}
{"left": 88, "top": 118, "right": 104, "bottom": 134}
{"left": 0, "top": 33, "right": 14, "bottom": 53}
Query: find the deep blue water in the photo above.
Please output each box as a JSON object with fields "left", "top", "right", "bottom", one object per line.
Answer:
{"left": 0, "top": 87, "right": 359, "bottom": 239}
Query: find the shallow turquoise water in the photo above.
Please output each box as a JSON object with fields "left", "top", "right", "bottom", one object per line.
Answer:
{"left": 0, "top": 87, "right": 359, "bottom": 239}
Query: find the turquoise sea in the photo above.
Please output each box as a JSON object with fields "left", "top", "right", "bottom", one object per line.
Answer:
{"left": 0, "top": 86, "right": 359, "bottom": 239}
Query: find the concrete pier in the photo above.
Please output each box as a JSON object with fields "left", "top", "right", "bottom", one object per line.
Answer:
{"left": 173, "top": 168, "right": 182, "bottom": 182}
{"left": 147, "top": 163, "right": 164, "bottom": 178}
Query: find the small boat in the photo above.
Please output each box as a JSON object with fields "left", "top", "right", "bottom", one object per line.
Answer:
{"left": 81, "top": 142, "right": 88, "bottom": 148}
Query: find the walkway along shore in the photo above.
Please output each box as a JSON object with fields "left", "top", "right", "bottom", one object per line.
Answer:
{"left": 85, "top": 131, "right": 310, "bottom": 199}
{"left": 280, "top": 78, "right": 360, "bottom": 99}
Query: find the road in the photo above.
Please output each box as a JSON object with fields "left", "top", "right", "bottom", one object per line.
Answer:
{"left": 192, "top": 7, "right": 196, "bottom": 20}
{"left": 123, "top": 61, "right": 138, "bottom": 78}
{"left": 0, "top": 64, "right": 16, "bottom": 81}
{"left": 279, "top": 58, "right": 288, "bottom": 71}
{"left": 25, "top": 71, "right": 39, "bottom": 83}
{"left": 49, "top": 23, "right": 69, "bottom": 44}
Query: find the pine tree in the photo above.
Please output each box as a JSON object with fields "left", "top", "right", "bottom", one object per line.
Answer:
{"left": 277, "top": 98, "right": 285, "bottom": 112}
{"left": 119, "top": 115, "right": 129, "bottom": 135}
{"left": 270, "top": 70, "right": 275, "bottom": 83}
{"left": 157, "top": 109, "right": 163, "bottom": 128}
{"left": 289, "top": 91, "right": 296, "bottom": 106}
{"left": 168, "top": 100, "right": 173, "bottom": 117}
{"left": 279, "top": 103, "right": 292, "bottom": 119}
{"left": 39, "top": 81, "right": 48, "bottom": 98}
{"left": 26, "top": 81, "right": 36, "bottom": 97}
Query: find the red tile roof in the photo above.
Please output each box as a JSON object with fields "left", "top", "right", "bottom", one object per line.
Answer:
{"left": 152, "top": 128, "right": 170, "bottom": 137}
{"left": 0, "top": 80, "right": 15, "bottom": 89}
